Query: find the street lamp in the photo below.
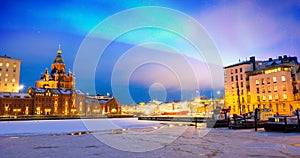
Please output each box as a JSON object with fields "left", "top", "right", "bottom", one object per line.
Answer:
{"left": 18, "top": 85, "right": 24, "bottom": 93}
{"left": 217, "top": 90, "right": 221, "bottom": 97}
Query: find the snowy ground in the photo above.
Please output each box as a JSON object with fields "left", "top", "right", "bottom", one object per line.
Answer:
{"left": 0, "top": 118, "right": 162, "bottom": 136}
{"left": 0, "top": 118, "right": 300, "bottom": 158}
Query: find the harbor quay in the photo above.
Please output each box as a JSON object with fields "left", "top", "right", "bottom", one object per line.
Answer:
{"left": 0, "top": 118, "right": 300, "bottom": 158}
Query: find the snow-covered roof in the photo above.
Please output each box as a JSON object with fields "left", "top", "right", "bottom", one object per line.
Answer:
{"left": 59, "top": 89, "right": 72, "bottom": 94}
{"left": 50, "top": 89, "right": 61, "bottom": 94}
{"left": 0, "top": 92, "right": 11, "bottom": 98}
{"left": 98, "top": 99, "right": 110, "bottom": 104}
{"left": 75, "top": 89, "right": 85, "bottom": 95}
{"left": 33, "top": 88, "right": 47, "bottom": 93}
{"left": 30, "top": 87, "right": 75, "bottom": 95}
{"left": 0, "top": 92, "right": 32, "bottom": 99}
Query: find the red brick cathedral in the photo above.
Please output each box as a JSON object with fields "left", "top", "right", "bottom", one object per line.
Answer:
{"left": 35, "top": 45, "right": 75, "bottom": 89}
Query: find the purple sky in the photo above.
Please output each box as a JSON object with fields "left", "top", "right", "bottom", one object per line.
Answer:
{"left": 0, "top": 0, "right": 299, "bottom": 104}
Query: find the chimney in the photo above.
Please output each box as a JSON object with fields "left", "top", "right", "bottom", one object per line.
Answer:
{"left": 268, "top": 58, "right": 272, "bottom": 61}
{"left": 249, "top": 56, "right": 256, "bottom": 70}
{"left": 278, "top": 56, "right": 282, "bottom": 60}
{"left": 283, "top": 55, "right": 287, "bottom": 59}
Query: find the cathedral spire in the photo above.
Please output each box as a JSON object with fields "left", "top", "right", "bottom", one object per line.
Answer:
{"left": 57, "top": 43, "right": 62, "bottom": 57}
{"left": 53, "top": 43, "right": 64, "bottom": 64}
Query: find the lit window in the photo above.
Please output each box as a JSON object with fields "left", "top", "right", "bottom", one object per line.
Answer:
{"left": 262, "top": 87, "right": 265, "bottom": 93}
{"left": 262, "top": 95, "right": 266, "bottom": 101}
{"left": 4, "top": 78, "right": 7, "bottom": 82}
{"left": 0, "top": 73, "right": 1, "bottom": 76}
{"left": 274, "top": 85, "right": 278, "bottom": 92}
{"left": 268, "top": 95, "right": 272, "bottom": 101}
{"left": 275, "top": 94, "right": 279, "bottom": 100}
{"left": 267, "top": 77, "right": 270, "bottom": 84}
{"left": 231, "top": 69, "right": 234, "bottom": 74}
{"left": 232, "top": 83, "right": 235, "bottom": 89}
{"left": 0, "top": 62, "right": 2, "bottom": 66}
{"left": 283, "top": 93, "right": 287, "bottom": 100}
{"left": 281, "top": 76, "right": 286, "bottom": 82}
{"left": 261, "top": 78, "right": 265, "bottom": 85}
{"left": 13, "top": 64, "right": 16, "bottom": 68}
{"left": 256, "top": 79, "right": 259, "bottom": 85}
{"left": 12, "top": 79, "right": 15, "bottom": 83}
{"left": 5, "top": 73, "right": 8, "bottom": 77}
{"left": 6, "top": 63, "right": 9, "bottom": 67}
{"left": 267, "top": 86, "right": 271, "bottom": 92}
{"left": 282, "top": 84, "right": 286, "bottom": 91}
{"left": 272, "top": 77, "right": 277, "bottom": 83}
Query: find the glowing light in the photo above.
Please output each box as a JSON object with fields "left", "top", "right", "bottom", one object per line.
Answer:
{"left": 18, "top": 85, "right": 24, "bottom": 91}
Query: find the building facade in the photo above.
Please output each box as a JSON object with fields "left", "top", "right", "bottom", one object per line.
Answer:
{"left": 27, "top": 45, "right": 85, "bottom": 115}
{"left": 27, "top": 87, "right": 86, "bottom": 115}
{"left": 0, "top": 55, "right": 21, "bottom": 93}
{"left": 89, "top": 95, "right": 122, "bottom": 115}
{"left": 0, "top": 93, "right": 33, "bottom": 115}
{"left": 224, "top": 55, "right": 300, "bottom": 115}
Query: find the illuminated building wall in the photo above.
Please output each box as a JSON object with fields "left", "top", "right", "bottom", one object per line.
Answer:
{"left": 0, "top": 55, "right": 21, "bottom": 93}
{"left": 88, "top": 95, "right": 122, "bottom": 115}
{"left": 249, "top": 66, "right": 294, "bottom": 114}
{"left": 224, "top": 55, "right": 300, "bottom": 115}
{"left": 27, "top": 87, "right": 86, "bottom": 115}
{"left": 224, "top": 57, "right": 255, "bottom": 114}
{"left": 0, "top": 93, "right": 33, "bottom": 115}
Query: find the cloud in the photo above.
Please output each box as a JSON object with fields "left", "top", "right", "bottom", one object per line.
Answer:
{"left": 194, "top": 1, "right": 300, "bottom": 65}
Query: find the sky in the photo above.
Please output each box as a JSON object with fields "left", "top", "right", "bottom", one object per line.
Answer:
{"left": 0, "top": 0, "right": 300, "bottom": 104}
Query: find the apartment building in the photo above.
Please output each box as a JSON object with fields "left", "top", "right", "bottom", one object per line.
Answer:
{"left": 224, "top": 55, "right": 300, "bottom": 115}
{"left": 0, "top": 55, "right": 21, "bottom": 92}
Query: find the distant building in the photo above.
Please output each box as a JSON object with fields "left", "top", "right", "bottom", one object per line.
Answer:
{"left": 88, "top": 95, "right": 122, "bottom": 114}
{"left": 85, "top": 97, "right": 101, "bottom": 115}
{"left": 27, "top": 45, "right": 86, "bottom": 115}
{"left": 0, "top": 92, "right": 33, "bottom": 115}
{"left": 27, "top": 87, "right": 86, "bottom": 115}
{"left": 224, "top": 55, "right": 300, "bottom": 115}
{"left": 0, "top": 55, "right": 21, "bottom": 93}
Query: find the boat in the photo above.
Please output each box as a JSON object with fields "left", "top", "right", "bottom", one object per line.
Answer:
{"left": 161, "top": 109, "right": 189, "bottom": 115}
{"left": 228, "top": 108, "right": 274, "bottom": 129}
{"left": 263, "top": 110, "right": 300, "bottom": 132}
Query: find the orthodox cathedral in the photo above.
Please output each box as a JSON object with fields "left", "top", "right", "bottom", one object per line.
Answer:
{"left": 35, "top": 45, "right": 75, "bottom": 89}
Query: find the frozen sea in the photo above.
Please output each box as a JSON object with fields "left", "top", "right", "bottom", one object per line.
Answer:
{"left": 1, "top": 118, "right": 300, "bottom": 157}
{"left": 0, "top": 118, "right": 163, "bottom": 136}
